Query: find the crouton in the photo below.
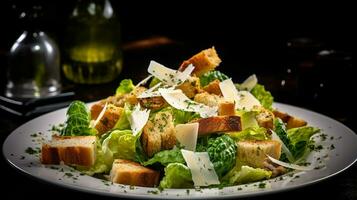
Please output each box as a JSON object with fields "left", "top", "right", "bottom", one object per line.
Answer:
{"left": 236, "top": 140, "right": 281, "bottom": 168}
{"left": 202, "top": 79, "right": 222, "bottom": 95}
{"left": 90, "top": 86, "right": 147, "bottom": 119}
{"left": 254, "top": 106, "right": 275, "bottom": 130}
{"left": 176, "top": 76, "right": 201, "bottom": 98}
{"left": 194, "top": 92, "right": 223, "bottom": 107}
{"left": 273, "top": 110, "right": 307, "bottom": 129}
{"left": 218, "top": 100, "right": 235, "bottom": 116}
{"left": 41, "top": 136, "right": 96, "bottom": 167}
{"left": 94, "top": 105, "right": 123, "bottom": 135}
{"left": 141, "top": 111, "right": 176, "bottom": 157}
{"left": 110, "top": 159, "right": 160, "bottom": 187}
{"left": 178, "top": 47, "right": 222, "bottom": 76}
{"left": 139, "top": 96, "right": 167, "bottom": 111}
{"left": 192, "top": 115, "right": 242, "bottom": 136}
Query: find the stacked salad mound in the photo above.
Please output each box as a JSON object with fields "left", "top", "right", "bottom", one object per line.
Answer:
{"left": 41, "top": 47, "right": 320, "bottom": 189}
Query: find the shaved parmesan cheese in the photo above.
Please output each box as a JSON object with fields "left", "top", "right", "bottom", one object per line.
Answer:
{"left": 181, "top": 149, "right": 220, "bottom": 186}
{"left": 267, "top": 155, "right": 313, "bottom": 171}
{"left": 239, "top": 74, "right": 258, "bottom": 91}
{"left": 90, "top": 103, "right": 108, "bottom": 128}
{"left": 236, "top": 91, "right": 261, "bottom": 111}
{"left": 148, "top": 60, "right": 194, "bottom": 86}
{"left": 135, "top": 75, "right": 153, "bottom": 87}
{"left": 220, "top": 79, "right": 261, "bottom": 110}
{"left": 271, "top": 130, "right": 295, "bottom": 163}
{"left": 175, "top": 64, "right": 195, "bottom": 84}
{"left": 137, "top": 82, "right": 162, "bottom": 98}
{"left": 159, "top": 88, "right": 217, "bottom": 118}
{"left": 219, "top": 79, "right": 240, "bottom": 109}
{"left": 127, "top": 104, "right": 150, "bottom": 136}
{"left": 175, "top": 123, "right": 199, "bottom": 151}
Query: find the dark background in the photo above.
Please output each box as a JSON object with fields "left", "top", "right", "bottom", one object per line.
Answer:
{"left": 0, "top": 0, "right": 356, "bottom": 199}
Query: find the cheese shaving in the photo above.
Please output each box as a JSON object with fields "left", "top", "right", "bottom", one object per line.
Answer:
{"left": 148, "top": 60, "right": 194, "bottom": 86}
{"left": 181, "top": 149, "right": 220, "bottom": 186}
{"left": 175, "top": 123, "right": 199, "bottom": 151}
{"left": 159, "top": 88, "right": 217, "bottom": 118}
{"left": 267, "top": 155, "right": 314, "bottom": 171}
{"left": 127, "top": 104, "right": 150, "bottom": 136}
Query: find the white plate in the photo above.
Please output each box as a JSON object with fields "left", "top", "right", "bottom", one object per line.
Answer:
{"left": 3, "top": 103, "right": 357, "bottom": 199}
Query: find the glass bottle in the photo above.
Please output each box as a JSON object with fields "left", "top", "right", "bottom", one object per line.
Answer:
{"left": 6, "top": 5, "right": 61, "bottom": 98}
{"left": 62, "top": 0, "right": 123, "bottom": 84}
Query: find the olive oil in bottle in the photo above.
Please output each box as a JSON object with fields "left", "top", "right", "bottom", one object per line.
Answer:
{"left": 62, "top": 0, "right": 123, "bottom": 84}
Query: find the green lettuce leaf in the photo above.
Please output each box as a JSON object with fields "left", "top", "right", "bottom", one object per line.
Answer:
{"left": 207, "top": 135, "right": 237, "bottom": 178}
{"left": 287, "top": 126, "right": 320, "bottom": 159}
{"left": 116, "top": 79, "right": 135, "bottom": 95}
{"left": 274, "top": 118, "right": 290, "bottom": 147}
{"left": 250, "top": 84, "right": 274, "bottom": 110}
{"left": 229, "top": 127, "right": 268, "bottom": 141}
{"left": 223, "top": 165, "right": 272, "bottom": 185}
{"left": 199, "top": 70, "right": 229, "bottom": 87}
{"left": 161, "top": 106, "right": 200, "bottom": 125}
{"left": 143, "top": 148, "right": 185, "bottom": 166}
{"left": 149, "top": 77, "right": 161, "bottom": 88}
{"left": 76, "top": 141, "right": 110, "bottom": 175}
{"left": 159, "top": 163, "right": 193, "bottom": 189}
{"left": 102, "top": 129, "right": 139, "bottom": 166}
{"left": 235, "top": 110, "right": 259, "bottom": 130}
{"left": 61, "top": 100, "right": 96, "bottom": 136}
{"left": 113, "top": 103, "right": 132, "bottom": 130}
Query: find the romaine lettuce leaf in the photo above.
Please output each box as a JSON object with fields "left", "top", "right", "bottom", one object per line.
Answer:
{"left": 149, "top": 77, "right": 161, "bottom": 88}
{"left": 61, "top": 100, "right": 97, "bottom": 136}
{"left": 223, "top": 165, "right": 272, "bottom": 184}
{"left": 235, "top": 110, "right": 259, "bottom": 130}
{"left": 113, "top": 103, "right": 132, "bottom": 130}
{"left": 159, "top": 163, "right": 193, "bottom": 189}
{"left": 160, "top": 106, "right": 200, "bottom": 125}
{"left": 229, "top": 127, "right": 268, "bottom": 141}
{"left": 274, "top": 118, "right": 290, "bottom": 148}
{"left": 207, "top": 135, "right": 237, "bottom": 178}
{"left": 250, "top": 84, "right": 274, "bottom": 110}
{"left": 76, "top": 141, "right": 110, "bottom": 175}
{"left": 142, "top": 148, "right": 185, "bottom": 166}
{"left": 287, "top": 126, "right": 320, "bottom": 159}
{"left": 102, "top": 129, "right": 138, "bottom": 165}
{"left": 116, "top": 79, "right": 135, "bottom": 95}
{"left": 199, "top": 70, "right": 229, "bottom": 87}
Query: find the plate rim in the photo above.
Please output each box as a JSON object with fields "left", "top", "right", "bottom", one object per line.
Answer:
{"left": 2, "top": 102, "right": 357, "bottom": 199}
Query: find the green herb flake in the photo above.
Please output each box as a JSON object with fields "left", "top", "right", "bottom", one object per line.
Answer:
{"left": 258, "top": 182, "right": 266, "bottom": 188}
{"left": 25, "top": 147, "right": 38, "bottom": 155}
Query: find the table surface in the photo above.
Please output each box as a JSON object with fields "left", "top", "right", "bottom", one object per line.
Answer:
{"left": 1, "top": 44, "right": 356, "bottom": 200}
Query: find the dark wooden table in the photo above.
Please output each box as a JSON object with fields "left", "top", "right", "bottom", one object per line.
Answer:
{"left": 1, "top": 43, "right": 356, "bottom": 200}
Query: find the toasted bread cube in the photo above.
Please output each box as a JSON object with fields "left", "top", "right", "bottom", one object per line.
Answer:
{"left": 139, "top": 96, "right": 167, "bottom": 111}
{"left": 273, "top": 110, "right": 307, "bottom": 129}
{"left": 179, "top": 47, "right": 222, "bottom": 76}
{"left": 94, "top": 105, "right": 123, "bottom": 135}
{"left": 176, "top": 76, "right": 200, "bottom": 98}
{"left": 202, "top": 79, "right": 222, "bottom": 96}
{"left": 110, "top": 159, "right": 160, "bottom": 187}
{"left": 192, "top": 115, "right": 242, "bottom": 136}
{"left": 218, "top": 100, "right": 235, "bottom": 116}
{"left": 254, "top": 106, "right": 275, "bottom": 130}
{"left": 194, "top": 92, "right": 223, "bottom": 107}
{"left": 41, "top": 136, "right": 97, "bottom": 167}
{"left": 236, "top": 140, "right": 281, "bottom": 168}
{"left": 141, "top": 111, "right": 176, "bottom": 157}
{"left": 90, "top": 87, "right": 147, "bottom": 119}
